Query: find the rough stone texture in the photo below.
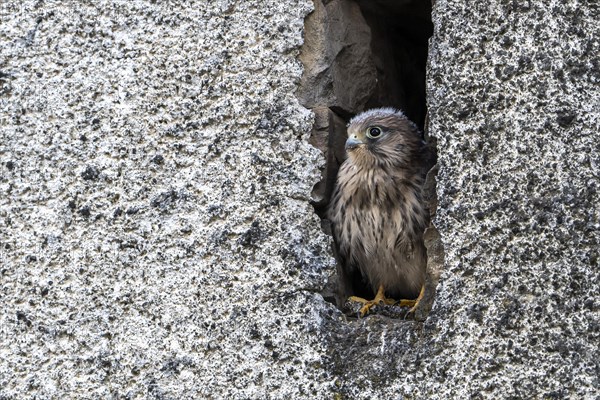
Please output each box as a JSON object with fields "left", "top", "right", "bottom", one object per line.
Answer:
{"left": 0, "top": 1, "right": 334, "bottom": 398}
{"left": 298, "top": 0, "right": 376, "bottom": 118}
{"left": 308, "top": 106, "right": 346, "bottom": 212}
{"left": 0, "top": 1, "right": 599, "bottom": 400}
{"left": 418, "top": 0, "right": 600, "bottom": 397}
{"left": 298, "top": 0, "right": 431, "bottom": 125}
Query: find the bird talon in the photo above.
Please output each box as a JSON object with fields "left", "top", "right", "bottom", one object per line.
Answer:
{"left": 348, "top": 284, "right": 397, "bottom": 316}
{"left": 348, "top": 295, "right": 370, "bottom": 305}
{"left": 347, "top": 285, "right": 425, "bottom": 316}
{"left": 407, "top": 285, "right": 425, "bottom": 313}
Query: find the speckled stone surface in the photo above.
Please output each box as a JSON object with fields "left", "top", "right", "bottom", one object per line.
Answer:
{"left": 418, "top": 0, "right": 599, "bottom": 398}
{"left": 0, "top": 1, "right": 334, "bottom": 398}
{"left": 0, "top": 0, "right": 598, "bottom": 399}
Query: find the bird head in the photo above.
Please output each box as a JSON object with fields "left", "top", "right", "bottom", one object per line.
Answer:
{"left": 345, "top": 108, "right": 425, "bottom": 169}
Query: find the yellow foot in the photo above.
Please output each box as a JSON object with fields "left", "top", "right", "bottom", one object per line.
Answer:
{"left": 348, "top": 284, "right": 425, "bottom": 316}
{"left": 408, "top": 285, "right": 425, "bottom": 313}
{"left": 349, "top": 284, "right": 396, "bottom": 316}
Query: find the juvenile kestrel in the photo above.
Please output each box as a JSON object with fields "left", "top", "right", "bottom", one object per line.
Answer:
{"left": 328, "top": 108, "right": 432, "bottom": 316}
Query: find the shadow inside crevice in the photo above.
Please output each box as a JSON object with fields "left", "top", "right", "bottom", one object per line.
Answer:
{"left": 357, "top": 0, "right": 433, "bottom": 130}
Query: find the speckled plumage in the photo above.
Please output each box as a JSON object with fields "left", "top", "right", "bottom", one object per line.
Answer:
{"left": 328, "top": 108, "right": 431, "bottom": 299}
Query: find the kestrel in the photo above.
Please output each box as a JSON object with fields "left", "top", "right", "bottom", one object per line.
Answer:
{"left": 328, "top": 108, "right": 432, "bottom": 316}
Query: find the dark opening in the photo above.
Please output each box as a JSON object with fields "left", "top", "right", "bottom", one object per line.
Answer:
{"left": 357, "top": 0, "right": 432, "bottom": 130}
{"left": 298, "top": 0, "right": 435, "bottom": 317}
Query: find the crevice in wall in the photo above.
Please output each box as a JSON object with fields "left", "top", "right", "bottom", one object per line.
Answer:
{"left": 298, "top": 0, "right": 442, "bottom": 320}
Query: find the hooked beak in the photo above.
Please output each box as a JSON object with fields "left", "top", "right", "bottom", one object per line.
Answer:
{"left": 345, "top": 136, "right": 364, "bottom": 150}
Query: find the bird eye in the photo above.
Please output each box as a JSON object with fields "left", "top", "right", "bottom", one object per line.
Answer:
{"left": 366, "top": 126, "right": 382, "bottom": 139}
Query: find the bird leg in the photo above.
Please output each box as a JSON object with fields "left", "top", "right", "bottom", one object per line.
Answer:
{"left": 349, "top": 284, "right": 425, "bottom": 317}
{"left": 349, "top": 284, "right": 396, "bottom": 317}
{"left": 408, "top": 285, "right": 425, "bottom": 313}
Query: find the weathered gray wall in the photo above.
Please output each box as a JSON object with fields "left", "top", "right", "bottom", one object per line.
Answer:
{"left": 0, "top": 1, "right": 598, "bottom": 399}
{"left": 0, "top": 1, "right": 333, "bottom": 398}
{"left": 413, "top": 0, "right": 599, "bottom": 398}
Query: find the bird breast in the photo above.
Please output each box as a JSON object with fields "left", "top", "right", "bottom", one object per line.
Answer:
{"left": 329, "top": 162, "right": 427, "bottom": 297}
